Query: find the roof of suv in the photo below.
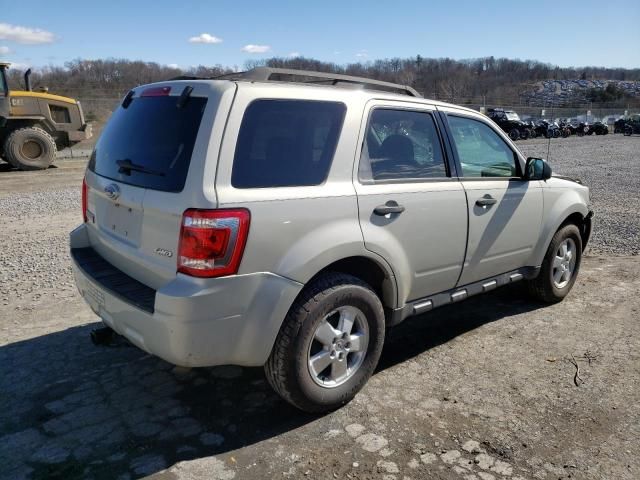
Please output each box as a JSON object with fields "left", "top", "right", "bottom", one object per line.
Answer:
{"left": 171, "top": 67, "right": 478, "bottom": 116}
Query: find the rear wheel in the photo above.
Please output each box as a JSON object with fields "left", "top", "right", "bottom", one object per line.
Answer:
{"left": 265, "top": 272, "right": 385, "bottom": 413}
{"left": 509, "top": 128, "right": 520, "bottom": 141}
{"left": 527, "top": 224, "right": 582, "bottom": 303}
{"left": 3, "top": 126, "right": 57, "bottom": 171}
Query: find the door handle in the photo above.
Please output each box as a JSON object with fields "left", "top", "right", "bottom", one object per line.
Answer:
{"left": 476, "top": 195, "right": 498, "bottom": 207}
{"left": 374, "top": 201, "right": 405, "bottom": 216}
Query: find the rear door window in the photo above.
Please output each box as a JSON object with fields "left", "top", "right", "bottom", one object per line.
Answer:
{"left": 88, "top": 94, "right": 208, "bottom": 192}
{"left": 231, "top": 100, "right": 346, "bottom": 188}
{"left": 359, "top": 108, "right": 448, "bottom": 182}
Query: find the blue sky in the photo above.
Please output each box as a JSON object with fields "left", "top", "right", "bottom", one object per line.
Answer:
{"left": 1, "top": 0, "right": 639, "bottom": 71}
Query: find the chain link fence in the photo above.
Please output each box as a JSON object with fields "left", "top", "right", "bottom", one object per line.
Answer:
{"left": 78, "top": 96, "right": 636, "bottom": 125}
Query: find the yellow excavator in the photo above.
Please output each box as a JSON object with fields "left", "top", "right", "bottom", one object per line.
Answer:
{"left": 0, "top": 62, "right": 92, "bottom": 170}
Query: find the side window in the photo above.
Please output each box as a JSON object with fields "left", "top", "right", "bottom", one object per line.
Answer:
{"left": 232, "top": 100, "right": 346, "bottom": 188}
{"left": 359, "top": 109, "right": 447, "bottom": 182}
{"left": 447, "top": 115, "right": 519, "bottom": 178}
{"left": 49, "top": 105, "right": 71, "bottom": 123}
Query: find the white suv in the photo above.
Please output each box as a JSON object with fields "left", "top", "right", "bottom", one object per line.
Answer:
{"left": 70, "top": 68, "right": 592, "bottom": 412}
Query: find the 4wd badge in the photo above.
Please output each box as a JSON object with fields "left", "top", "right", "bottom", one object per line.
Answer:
{"left": 155, "top": 248, "right": 173, "bottom": 258}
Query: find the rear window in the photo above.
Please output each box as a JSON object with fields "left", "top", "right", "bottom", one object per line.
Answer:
{"left": 231, "top": 99, "right": 346, "bottom": 188}
{"left": 88, "top": 94, "right": 208, "bottom": 192}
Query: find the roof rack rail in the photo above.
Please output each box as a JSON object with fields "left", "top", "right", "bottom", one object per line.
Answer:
{"left": 226, "top": 67, "right": 422, "bottom": 98}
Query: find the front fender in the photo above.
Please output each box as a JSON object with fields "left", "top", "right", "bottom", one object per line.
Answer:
{"left": 531, "top": 185, "right": 589, "bottom": 266}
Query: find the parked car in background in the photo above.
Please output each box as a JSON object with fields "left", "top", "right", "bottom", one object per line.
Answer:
{"left": 624, "top": 114, "right": 640, "bottom": 135}
{"left": 614, "top": 118, "right": 627, "bottom": 133}
{"left": 70, "top": 68, "right": 593, "bottom": 412}
{"left": 591, "top": 121, "right": 609, "bottom": 135}
{"left": 575, "top": 122, "right": 592, "bottom": 136}
{"left": 486, "top": 108, "right": 530, "bottom": 140}
{"left": 535, "top": 120, "right": 561, "bottom": 138}
{"left": 557, "top": 120, "right": 573, "bottom": 137}
{"left": 522, "top": 119, "right": 538, "bottom": 138}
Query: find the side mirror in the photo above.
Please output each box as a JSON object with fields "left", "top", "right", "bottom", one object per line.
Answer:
{"left": 524, "top": 157, "right": 552, "bottom": 181}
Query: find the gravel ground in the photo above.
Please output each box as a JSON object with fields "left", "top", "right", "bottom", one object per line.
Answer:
{"left": 0, "top": 136, "right": 639, "bottom": 480}
{"left": 517, "top": 134, "right": 640, "bottom": 255}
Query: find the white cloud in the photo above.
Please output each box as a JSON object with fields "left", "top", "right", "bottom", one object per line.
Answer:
{"left": 241, "top": 44, "right": 271, "bottom": 54}
{"left": 0, "top": 23, "right": 55, "bottom": 44}
{"left": 355, "top": 50, "right": 368, "bottom": 58}
{"left": 287, "top": 52, "right": 301, "bottom": 58}
{"left": 0, "top": 46, "right": 10, "bottom": 55}
{"left": 167, "top": 63, "right": 180, "bottom": 69}
{"left": 188, "top": 33, "right": 222, "bottom": 44}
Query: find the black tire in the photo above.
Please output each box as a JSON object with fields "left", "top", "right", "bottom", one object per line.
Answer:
{"left": 509, "top": 129, "right": 519, "bottom": 141}
{"left": 265, "top": 272, "right": 385, "bottom": 413}
{"left": 520, "top": 129, "right": 530, "bottom": 140}
{"left": 3, "top": 126, "right": 57, "bottom": 171}
{"left": 624, "top": 127, "right": 632, "bottom": 136}
{"left": 526, "top": 224, "right": 582, "bottom": 303}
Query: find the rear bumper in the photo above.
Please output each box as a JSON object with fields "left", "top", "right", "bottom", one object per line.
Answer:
{"left": 68, "top": 123, "right": 93, "bottom": 142}
{"left": 70, "top": 224, "right": 302, "bottom": 367}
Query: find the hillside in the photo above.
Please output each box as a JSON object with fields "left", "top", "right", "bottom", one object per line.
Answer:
{"left": 5, "top": 56, "right": 639, "bottom": 120}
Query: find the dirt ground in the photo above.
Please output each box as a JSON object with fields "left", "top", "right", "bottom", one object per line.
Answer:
{"left": 0, "top": 135, "right": 639, "bottom": 480}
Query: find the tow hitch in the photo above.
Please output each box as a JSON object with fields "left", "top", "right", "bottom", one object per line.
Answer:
{"left": 90, "top": 326, "right": 114, "bottom": 345}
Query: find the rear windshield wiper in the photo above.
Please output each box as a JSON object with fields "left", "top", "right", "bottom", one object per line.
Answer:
{"left": 116, "top": 159, "right": 165, "bottom": 177}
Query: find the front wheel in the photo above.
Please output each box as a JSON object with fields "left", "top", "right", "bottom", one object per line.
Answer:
{"left": 265, "top": 272, "right": 385, "bottom": 412}
{"left": 526, "top": 224, "right": 582, "bottom": 303}
{"left": 509, "top": 129, "right": 520, "bottom": 141}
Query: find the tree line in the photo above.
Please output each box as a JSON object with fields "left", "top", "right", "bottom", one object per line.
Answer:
{"left": 6, "top": 56, "right": 639, "bottom": 119}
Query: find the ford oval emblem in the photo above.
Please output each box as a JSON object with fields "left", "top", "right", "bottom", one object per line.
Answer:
{"left": 104, "top": 183, "right": 120, "bottom": 200}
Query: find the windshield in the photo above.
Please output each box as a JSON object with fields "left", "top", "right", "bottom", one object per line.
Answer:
{"left": 505, "top": 112, "right": 520, "bottom": 121}
{"left": 88, "top": 95, "right": 207, "bottom": 192}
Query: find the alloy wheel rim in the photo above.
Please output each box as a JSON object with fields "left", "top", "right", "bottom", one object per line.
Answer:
{"left": 552, "top": 238, "right": 577, "bottom": 289}
{"left": 307, "top": 306, "right": 369, "bottom": 388}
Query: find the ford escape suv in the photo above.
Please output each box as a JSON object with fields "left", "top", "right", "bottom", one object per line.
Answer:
{"left": 70, "top": 68, "right": 592, "bottom": 412}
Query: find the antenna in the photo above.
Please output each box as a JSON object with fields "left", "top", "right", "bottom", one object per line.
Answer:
{"left": 546, "top": 101, "right": 554, "bottom": 162}
{"left": 546, "top": 72, "right": 558, "bottom": 163}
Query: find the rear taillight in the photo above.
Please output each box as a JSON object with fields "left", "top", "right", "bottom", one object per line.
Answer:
{"left": 81, "top": 177, "right": 88, "bottom": 222}
{"left": 178, "top": 209, "right": 250, "bottom": 278}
